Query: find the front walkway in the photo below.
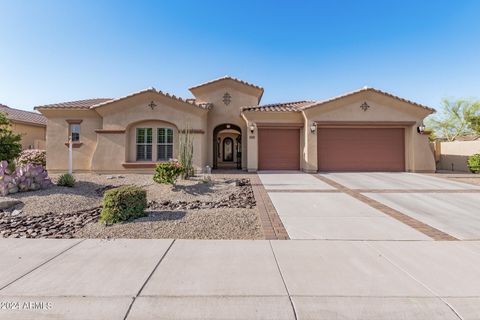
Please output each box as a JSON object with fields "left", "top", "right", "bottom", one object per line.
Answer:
{"left": 259, "top": 171, "right": 480, "bottom": 240}
{"left": 2, "top": 238, "right": 480, "bottom": 319}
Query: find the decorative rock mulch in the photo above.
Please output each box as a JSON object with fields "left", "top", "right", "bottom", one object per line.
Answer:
{"left": 148, "top": 178, "right": 256, "bottom": 210}
{"left": 0, "top": 207, "right": 101, "bottom": 239}
{"left": 0, "top": 178, "right": 257, "bottom": 239}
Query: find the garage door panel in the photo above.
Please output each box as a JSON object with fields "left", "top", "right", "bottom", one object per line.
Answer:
{"left": 258, "top": 128, "right": 300, "bottom": 170}
{"left": 317, "top": 128, "right": 405, "bottom": 172}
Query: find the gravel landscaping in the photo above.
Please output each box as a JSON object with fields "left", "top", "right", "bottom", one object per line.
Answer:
{"left": 0, "top": 173, "right": 264, "bottom": 239}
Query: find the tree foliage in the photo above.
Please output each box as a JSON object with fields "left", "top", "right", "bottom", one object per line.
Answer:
{"left": 425, "top": 98, "right": 480, "bottom": 141}
{"left": 0, "top": 112, "right": 22, "bottom": 162}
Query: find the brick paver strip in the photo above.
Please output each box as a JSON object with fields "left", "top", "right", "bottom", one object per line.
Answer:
{"left": 312, "top": 174, "right": 458, "bottom": 241}
{"left": 355, "top": 189, "right": 480, "bottom": 193}
{"left": 250, "top": 174, "right": 290, "bottom": 240}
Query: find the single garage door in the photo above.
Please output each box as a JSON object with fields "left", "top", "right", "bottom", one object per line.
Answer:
{"left": 317, "top": 127, "right": 405, "bottom": 171}
{"left": 258, "top": 128, "right": 300, "bottom": 170}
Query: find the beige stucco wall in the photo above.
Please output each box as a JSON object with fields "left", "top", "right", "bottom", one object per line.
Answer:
{"left": 302, "top": 93, "right": 435, "bottom": 173}
{"left": 42, "top": 109, "right": 102, "bottom": 172}
{"left": 241, "top": 111, "right": 304, "bottom": 172}
{"left": 437, "top": 141, "right": 480, "bottom": 172}
{"left": 192, "top": 83, "right": 260, "bottom": 170}
{"left": 40, "top": 91, "right": 208, "bottom": 172}
{"left": 92, "top": 92, "right": 207, "bottom": 172}
{"left": 11, "top": 121, "right": 46, "bottom": 150}
{"left": 242, "top": 92, "right": 435, "bottom": 173}
{"left": 38, "top": 84, "right": 435, "bottom": 174}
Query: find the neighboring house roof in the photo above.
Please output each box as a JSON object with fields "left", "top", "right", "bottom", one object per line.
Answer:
{"left": 0, "top": 103, "right": 47, "bottom": 126}
{"left": 35, "top": 98, "right": 112, "bottom": 110}
{"left": 241, "top": 100, "right": 316, "bottom": 112}
{"left": 88, "top": 88, "right": 213, "bottom": 110}
{"left": 301, "top": 87, "right": 435, "bottom": 113}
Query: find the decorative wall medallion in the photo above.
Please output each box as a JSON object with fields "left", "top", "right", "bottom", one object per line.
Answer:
{"left": 360, "top": 102, "right": 370, "bottom": 111}
{"left": 148, "top": 101, "right": 157, "bottom": 110}
{"left": 222, "top": 92, "right": 232, "bottom": 105}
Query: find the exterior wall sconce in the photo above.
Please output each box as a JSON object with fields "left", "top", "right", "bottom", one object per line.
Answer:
{"left": 417, "top": 122, "right": 426, "bottom": 134}
{"left": 310, "top": 123, "right": 317, "bottom": 133}
{"left": 249, "top": 123, "right": 255, "bottom": 133}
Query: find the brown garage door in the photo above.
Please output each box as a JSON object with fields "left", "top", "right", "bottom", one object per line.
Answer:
{"left": 258, "top": 128, "right": 300, "bottom": 170}
{"left": 317, "top": 127, "right": 405, "bottom": 171}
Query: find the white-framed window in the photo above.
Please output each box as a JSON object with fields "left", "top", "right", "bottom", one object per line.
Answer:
{"left": 136, "top": 128, "right": 152, "bottom": 161}
{"left": 69, "top": 124, "right": 80, "bottom": 142}
{"left": 157, "top": 128, "right": 173, "bottom": 161}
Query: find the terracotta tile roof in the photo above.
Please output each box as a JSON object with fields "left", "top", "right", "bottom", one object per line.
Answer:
{"left": 242, "top": 87, "right": 435, "bottom": 113}
{"left": 89, "top": 88, "right": 213, "bottom": 110}
{"left": 0, "top": 104, "right": 47, "bottom": 126}
{"left": 189, "top": 76, "right": 264, "bottom": 93}
{"left": 35, "top": 98, "right": 112, "bottom": 110}
{"left": 302, "top": 87, "right": 435, "bottom": 113}
{"left": 34, "top": 88, "right": 212, "bottom": 111}
{"left": 241, "top": 100, "right": 316, "bottom": 112}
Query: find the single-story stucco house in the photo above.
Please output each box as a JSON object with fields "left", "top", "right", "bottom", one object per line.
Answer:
{"left": 35, "top": 76, "right": 436, "bottom": 173}
{"left": 0, "top": 104, "right": 47, "bottom": 150}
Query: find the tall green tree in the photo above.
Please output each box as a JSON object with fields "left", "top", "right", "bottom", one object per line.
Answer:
{"left": 0, "top": 112, "right": 22, "bottom": 162}
{"left": 425, "top": 98, "right": 480, "bottom": 141}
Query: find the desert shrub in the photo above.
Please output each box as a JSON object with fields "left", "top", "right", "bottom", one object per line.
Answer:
{"left": 100, "top": 185, "right": 147, "bottom": 224}
{"left": 467, "top": 154, "right": 480, "bottom": 173}
{"left": 153, "top": 160, "right": 184, "bottom": 184}
{"left": 0, "top": 161, "right": 51, "bottom": 196}
{"left": 0, "top": 112, "right": 22, "bottom": 163}
{"left": 17, "top": 149, "right": 46, "bottom": 167}
{"left": 57, "top": 173, "right": 75, "bottom": 187}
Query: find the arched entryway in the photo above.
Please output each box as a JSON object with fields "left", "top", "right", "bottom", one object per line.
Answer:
{"left": 213, "top": 124, "right": 242, "bottom": 169}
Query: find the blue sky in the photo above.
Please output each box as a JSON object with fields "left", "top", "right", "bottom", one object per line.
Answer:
{"left": 1, "top": 0, "right": 479, "bottom": 111}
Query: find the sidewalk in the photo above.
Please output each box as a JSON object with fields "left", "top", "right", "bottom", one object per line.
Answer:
{"left": 1, "top": 239, "right": 480, "bottom": 319}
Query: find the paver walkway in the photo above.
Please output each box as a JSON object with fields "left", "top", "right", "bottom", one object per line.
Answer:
{"left": 1, "top": 238, "right": 480, "bottom": 319}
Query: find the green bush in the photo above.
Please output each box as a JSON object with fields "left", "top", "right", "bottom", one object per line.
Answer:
{"left": 0, "top": 112, "right": 22, "bottom": 163}
{"left": 467, "top": 154, "right": 480, "bottom": 173}
{"left": 57, "top": 173, "right": 75, "bottom": 187}
{"left": 100, "top": 185, "right": 147, "bottom": 224}
{"left": 153, "top": 160, "right": 184, "bottom": 184}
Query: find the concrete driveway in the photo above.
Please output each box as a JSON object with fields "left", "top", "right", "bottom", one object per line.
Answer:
{"left": 260, "top": 171, "right": 480, "bottom": 240}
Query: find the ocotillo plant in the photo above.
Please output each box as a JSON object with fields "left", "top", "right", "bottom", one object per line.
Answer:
{"left": 178, "top": 123, "right": 194, "bottom": 179}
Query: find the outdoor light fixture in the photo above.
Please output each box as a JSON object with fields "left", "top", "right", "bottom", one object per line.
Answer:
{"left": 249, "top": 124, "right": 255, "bottom": 133}
{"left": 310, "top": 123, "right": 317, "bottom": 133}
{"left": 417, "top": 122, "right": 426, "bottom": 134}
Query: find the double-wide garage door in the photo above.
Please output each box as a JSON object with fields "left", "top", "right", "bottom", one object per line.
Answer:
{"left": 258, "top": 128, "right": 300, "bottom": 170}
{"left": 317, "top": 127, "right": 405, "bottom": 172}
